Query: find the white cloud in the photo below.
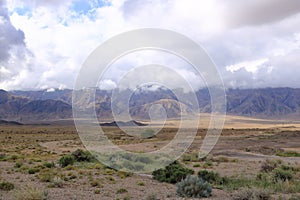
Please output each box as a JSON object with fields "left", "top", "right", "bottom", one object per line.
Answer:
{"left": 226, "top": 58, "right": 269, "bottom": 73}
{"left": 0, "top": 0, "right": 300, "bottom": 90}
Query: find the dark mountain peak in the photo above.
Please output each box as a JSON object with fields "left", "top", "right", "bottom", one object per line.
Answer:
{"left": 100, "top": 120, "right": 146, "bottom": 127}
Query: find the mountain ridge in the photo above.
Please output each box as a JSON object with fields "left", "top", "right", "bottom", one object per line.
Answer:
{"left": 0, "top": 87, "right": 299, "bottom": 122}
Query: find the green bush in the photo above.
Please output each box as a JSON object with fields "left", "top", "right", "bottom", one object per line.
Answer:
{"left": 198, "top": 170, "right": 229, "bottom": 186}
{"left": 116, "top": 188, "right": 128, "bottom": 194}
{"left": 14, "top": 162, "right": 23, "bottom": 168}
{"left": 72, "top": 149, "right": 93, "bottom": 162}
{"left": 0, "top": 181, "right": 15, "bottom": 191}
{"left": 152, "top": 161, "right": 194, "bottom": 184}
{"left": 43, "top": 162, "right": 55, "bottom": 168}
{"left": 177, "top": 175, "right": 212, "bottom": 198}
{"left": 272, "top": 168, "right": 293, "bottom": 182}
{"left": 28, "top": 168, "right": 40, "bottom": 174}
{"left": 59, "top": 154, "right": 75, "bottom": 167}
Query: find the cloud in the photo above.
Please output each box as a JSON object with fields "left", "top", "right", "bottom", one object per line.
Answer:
{"left": 0, "top": 0, "right": 300, "bottom": 90}
{"left": 0, "top": 1, "right": 26, "bottom": 61}
{"left": 223, "top": 0, "right": 300, "bottom": 27}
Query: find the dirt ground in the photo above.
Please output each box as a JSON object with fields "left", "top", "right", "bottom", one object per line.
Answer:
{"left": 0, "top": 116, "right": 300, "bottom": 200}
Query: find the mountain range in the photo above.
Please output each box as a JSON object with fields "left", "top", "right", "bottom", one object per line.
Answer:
{"left": 1, "top": 87, "right": 300, "bottom": 122}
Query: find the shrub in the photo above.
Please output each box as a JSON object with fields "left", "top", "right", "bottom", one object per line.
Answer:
{"left": 233, "top": 187, "right": 271, "bottom": 200}
{"left": 28, "top": 168, "right": 40, "bottom": 174}
{"left": 144, "top": 193, "right": 158, "bottom": 200}
{"left": 272, "top": 168, "right": 293, "bottom": 182}
{"left": 123, "top": 196, "right": 130, "bottom": 200}
{"left": 0, "top": 181, "right": 15, "bottom": 191}
{"left": 182, "top": 154, "right": 192, "bottom": 162}
{"left": 198, "top": 170, "right": 221, "bottom": 184}
{"left": 137, "top": 181, "right": 145, "bottom": 186}
{"left": 116, "top": 188, "right": 128, "bottom": 194}
{"left": 14, "top": 186, "right": 48, "bottom": 200}
{"left": 182, "top": 152, "right": 199, "bottom": 162}
{"left": 38, "top": 171, "right": 54, "bottom": 182}
{"left": 152, "top": 161, "right": 194, "bottom": 184}
{"left": 117, "top": 171, "right": 132, "bottom": 178}
{"left": 260, "top": 159, "right": 282, "bottom": 173}
{"left": 198, "top": 170, "right": 229, "bottom": 186}
{"left": 94, "top": 189, "right": 101, "bottom": 194}
{"left": 90, "top": 179, "right": 102, "bottom": 187}
{"left": 72, "top": 149, "right": 93, "bottom": 162}
{"left": 51, "top": 176, "right": 64, "bottom": 188}
{"left": 177, "top": 175, "right": 212, "bottom": 198}
{"left": 14, "top": 162, "right": 23, "bottom": 168}
{"left": 59, "top": 154, "right": 75, "bottom": 167}
{"left": 43, "top": 162, "right": 55, "bottom": 168}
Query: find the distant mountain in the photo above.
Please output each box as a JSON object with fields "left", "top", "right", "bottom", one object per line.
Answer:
{"left": 129, "top": 99, "right": 194, "bottom": 119}
{"left": 100, "top": 120, "right": 147, "bottom": 127}
{"left": 226, "top": 88, "right": 300, "bottom": 118}
{"left": 1, "top": 87, "right": 300, "bottom": 122}
{"left": 0, "top": 119, "right": 23, "bottom": 125}
{"left": 0, "top": 90, "right": 71, "bottom": 122}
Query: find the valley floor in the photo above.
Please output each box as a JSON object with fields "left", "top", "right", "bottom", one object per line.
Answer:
{"left": 0, "top": 118, "right": 300, "bottom": 200}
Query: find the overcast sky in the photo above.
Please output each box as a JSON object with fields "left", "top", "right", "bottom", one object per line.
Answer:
{"left": 0, "top": 0, "right": 300, "bottom": 91}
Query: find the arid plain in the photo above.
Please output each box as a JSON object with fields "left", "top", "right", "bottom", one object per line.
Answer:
{"left": 0, "top": 115, "right": 300, "bottom": 200}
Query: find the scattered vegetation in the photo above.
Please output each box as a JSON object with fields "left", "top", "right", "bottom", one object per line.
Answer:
{"left": 276, "top": 151, "right": 300, "bottom": 157}
{"left": 177, "top": 175, "right": 212, "bottom": 198}
{"left": 38, "top": 171, "right": 55, "bottom": 182}
{"left": 232, "top": 187, "right": 271, "bottom": 200}
{"left": 272, "top": 168, "right": 293, "bottom": 182}
{"left": 260, "top": 159, "right": 282, "bottom": 173}
{"left": 182, "top": 152, "right": 199, "bottom": 162}
{"left": 198, "top": 170, "right": 228, "bottom": 185}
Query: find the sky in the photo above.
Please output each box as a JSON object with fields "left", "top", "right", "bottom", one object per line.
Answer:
{"left": 0, "top": 0, "right": 300, "bottom": 91}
